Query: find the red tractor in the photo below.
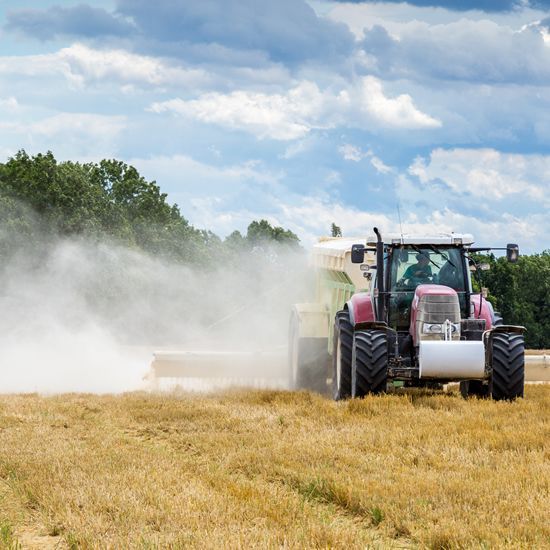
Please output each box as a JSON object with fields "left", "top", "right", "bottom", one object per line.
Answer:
{"left": 332, "top": 228, "right": 524, "bottom": 400}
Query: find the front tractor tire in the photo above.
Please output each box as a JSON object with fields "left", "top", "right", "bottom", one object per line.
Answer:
{"left": 332, "top": 310, "right": 353, "bottom": 400}
{"left": 352, "top": 329, "right": 388, "bottom": 398}
{"left": 288, "top": 314, "right": 329, "bottom": 393}
{"left": 490, "top": 332, "right": 525, "bottom": 400}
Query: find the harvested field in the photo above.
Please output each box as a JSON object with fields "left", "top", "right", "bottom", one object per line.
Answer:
{"left": 0, "top": 386, "right": 549, "bottom": 549}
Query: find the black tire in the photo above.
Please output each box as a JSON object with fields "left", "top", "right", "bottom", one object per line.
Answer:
{"left": 352, "top": 330, "right": 388, "bottom": 397}
{"left": 288, "top": 314, "right": 329, "bottom": 393}
{"left": 490, "top": 332, "right": 525, "bottom": 400}
{"left": 332, "top": 310, "right": 353, "bottom": 400}
{"left": 459, "top": 380, "right": 490, "bottom": 399}
{"left": 493, "top": 312, "right": 503, "bottom": 326}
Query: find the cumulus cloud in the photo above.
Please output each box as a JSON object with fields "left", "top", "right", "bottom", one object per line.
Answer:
{"left": 409, "top": 208, "right": 546, "bottom": 252}
{"left": 358, "top": 18, "right": 550, "bottom": 84}
{"left": 339, "top": 144, "right": 394, "bottom": 173}
{"left": 409, "top": 148, "right": 548, "bottom": 200}
{"left": 150, "top": 76, "right": 441, "bottom": 140}
{"left": 149, "top": 82, "right": 331, "bottom": 140}
{"left": 360, "top": 76, "right": 441, "bottom": 128}
{"left": 0, "top": 44, "right": 211, "bottom": 91}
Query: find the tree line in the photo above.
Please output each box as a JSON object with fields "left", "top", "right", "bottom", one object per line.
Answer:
{"left": 479, "top": 252, "right": 550, "bottom": 349}
{"left": 0, "top": 151, "right": 300, "bottom": 266}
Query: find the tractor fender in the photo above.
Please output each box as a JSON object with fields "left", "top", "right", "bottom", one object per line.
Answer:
{"left": 470, "top": 294, "right": 494, "bottom": 330}
{"left": 290, "top": 303, "right": 330, "bottom": 338}
{"left": 346, "top": 292, "right": 375, "bottom": 327}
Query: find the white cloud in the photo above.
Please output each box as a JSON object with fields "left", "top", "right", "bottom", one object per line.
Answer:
{"left": 0, "top": 43, "right": 211, "bottom": 90}
{"left": 0, "top": 97, "right": 19, "bottom": 111}
{"left": 360, "top": 76, "right": 441, "bottom": 129}
{"left": 150, "top": 76, "right": 441, "bottom": 140}
{"left": 339, "top": 143, "right": 365, "bottom": 162}
{"left": 339, "top": 143, "right": 394, "bottom": 173}
{"left": 409, "top": 148, "right": 548, "bottom": 200}
{"left": 276, "top": 197, "right": 393, "bottom": 243}
{"left": 370, "top": 155, "right": 393, "bottom": 174}
{"left": 149, "top": 81, "right": 330, "bottom": 140}
{"left": 409, "top": 208, "right": 545, "bottom": 253}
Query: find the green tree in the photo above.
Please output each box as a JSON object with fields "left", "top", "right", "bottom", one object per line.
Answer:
{"left": 246, "top": 219, "right": 299, "bottom": 247}
{"left": 331, "top": 223, "right": 342, "bottom": 237}
{"left": 481, "top": 252, "right": 550, "bottom": 349}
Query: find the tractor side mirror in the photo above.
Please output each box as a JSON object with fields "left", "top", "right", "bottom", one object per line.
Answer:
{"left": 399, "top": 249, "right": 409, "bottom": 262}
{"left": 351, "top": 244, "right": 365, "bottom": 264}
{"left": 506, "top": 243, "right": 519, "bottom": 263}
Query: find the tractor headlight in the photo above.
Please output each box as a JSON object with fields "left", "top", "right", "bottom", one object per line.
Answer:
{"left": 423, "top": 323, "right": 460, "bottom": 334}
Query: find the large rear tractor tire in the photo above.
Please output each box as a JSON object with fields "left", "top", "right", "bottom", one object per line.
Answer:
{"left": 352, "top": 329, "right": 388, "bottom": 398}
{"left": 288, "top": 314, "right": 329, "bottom": 393}
{"left": 332, "top": 310, "right": 353, "bottom": 400}
{"left": 490, "top": 332, "right": 525, "bottom": 400}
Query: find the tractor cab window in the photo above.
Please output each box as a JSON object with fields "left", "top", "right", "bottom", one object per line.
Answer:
{"left": 390, "top": 247, "right": 465, "bottom": 292}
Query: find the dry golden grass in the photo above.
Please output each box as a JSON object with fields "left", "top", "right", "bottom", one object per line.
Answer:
{"left": 0, "top": 386, "right": 549, "bottom": 549}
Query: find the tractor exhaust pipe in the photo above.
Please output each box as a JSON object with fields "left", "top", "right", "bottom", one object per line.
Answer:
{"left": 373, "top": 227, "right": 384, "bottom": 321}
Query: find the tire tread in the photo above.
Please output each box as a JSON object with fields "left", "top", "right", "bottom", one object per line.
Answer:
{"left": 491, "top": 332, "right": 525, "bottom": 400}
{"left": 353, "top": 329, "right": 388, "bottom": 397}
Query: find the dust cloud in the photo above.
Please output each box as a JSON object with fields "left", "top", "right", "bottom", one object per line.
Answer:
{"left": 0, "top": 228, "right": 310, "bottom": 394}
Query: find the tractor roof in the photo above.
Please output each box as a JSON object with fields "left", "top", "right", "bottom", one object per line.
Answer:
{"left": 365, "top": 232, "right": 475, "bottom": 246}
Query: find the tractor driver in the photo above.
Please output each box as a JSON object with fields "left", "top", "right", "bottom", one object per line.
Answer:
{"left": 402, "top": 252, "right": 432, "bottom": 284}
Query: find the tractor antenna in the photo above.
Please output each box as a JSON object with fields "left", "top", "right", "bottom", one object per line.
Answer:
{"left": 397, "top": 202, "right": 404, "bottom": 244}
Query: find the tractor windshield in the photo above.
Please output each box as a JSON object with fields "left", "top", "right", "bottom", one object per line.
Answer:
{"left": 387, "top": 246, "right": 466, "bottom": 329}
{"left": 390, "top": 247, "right": 465, "bottom": 292}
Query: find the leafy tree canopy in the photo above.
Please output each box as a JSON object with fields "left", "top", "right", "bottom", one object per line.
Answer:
{"left": 0, "top": 151, "right": 301, "bottom": 266}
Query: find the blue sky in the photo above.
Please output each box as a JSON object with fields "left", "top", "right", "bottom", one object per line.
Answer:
{"left": 0, "top": 0, "right": 549, "bottom": 252}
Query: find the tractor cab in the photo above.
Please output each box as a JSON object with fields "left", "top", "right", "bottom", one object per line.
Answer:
{"left": 357, "top": 233, "right": 474, "bottom": 334}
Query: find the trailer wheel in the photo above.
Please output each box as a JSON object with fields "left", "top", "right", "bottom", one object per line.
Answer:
{"left": 332, "top": 310, "right": 352, "bottom": 400}
{"left": 352, "top": 329, "right": 388, "bottom": 397}
{"left": 459, "top": 380, "right": 490, "bottom": 399}
{"left": 288, "top": 314, "right": 328, "bottom": 393}
{"left": 490, "top": 332, "right": 525, "bottom": 400}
